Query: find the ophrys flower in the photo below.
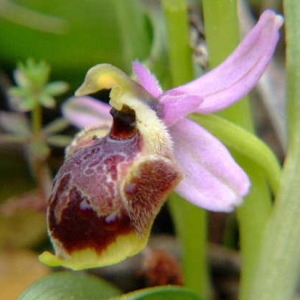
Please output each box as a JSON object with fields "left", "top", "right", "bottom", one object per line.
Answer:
{"left": 40, "top": 10, "right": 283, "bottom": 270}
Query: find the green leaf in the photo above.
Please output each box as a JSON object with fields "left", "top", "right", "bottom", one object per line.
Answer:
{"left": 17, "top": 271, "right": 121, "bottom": 300}
{"left": 16, "top": 59, "right": 50, "bottom": 88}
{"left": 39, "top": 93, "right": 56, "bottom": 109}
{"left": 113, "top": 286, "right": 204, "bottom": 300}
{"left": 0, "top": 134, "right": 27, "bottom": 144}
{"left": 45, "top": 81, "right": 69, "bottom": 96}
{"left": 9, "top": 59, "right": 62, "bottom": 111}
{"left": 43, "top": 118, "right": 70, "bottom": 134}
{"left": 0, "top": 112, "right": 30, "bottom": 135}
{"left": 46, "top": 134, "right": 72, "bottom": 147}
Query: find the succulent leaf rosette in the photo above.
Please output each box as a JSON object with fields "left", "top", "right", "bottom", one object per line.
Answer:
{"left": 40, "top": 10, "right": 283, "bottom": 270}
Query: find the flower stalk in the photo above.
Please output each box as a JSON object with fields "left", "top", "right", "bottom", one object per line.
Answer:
{"left": 202, "top": 0, "right": 253, "bottom": 129}
{"left": 249, "top": 1, "right": 300, "bottom": 299}
{"left": 161, "top": 0, "right": 193, "bottom": 86}
{"left": 162, "top": 0, "right": 210, "bottom": 297}
{"left": 201, "top": 1, "right": 276, "bottom": 299}
{"left": 32, "top": 102, "right": 42, "bottom": 134}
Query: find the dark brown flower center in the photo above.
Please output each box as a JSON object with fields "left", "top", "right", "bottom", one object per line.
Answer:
{"left": 109, "top": 105, "right": 137, "bottom": 139}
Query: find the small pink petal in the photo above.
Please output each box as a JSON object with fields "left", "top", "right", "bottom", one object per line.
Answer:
{"left": 160, "top": 92, "right": 203, "bottom": 126}
{"left": 169, "top": 118, "right": 250, "bottom": 211}
{"left": 132, "top": 61, "right": 163, "bottom": 98}
{"left": 164, "top": 10, "right": 284, "bottom": 114}
{"left": 62, "top": 96, "right": 111, "bottom": 129}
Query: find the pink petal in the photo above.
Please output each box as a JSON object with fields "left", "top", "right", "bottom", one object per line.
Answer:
{"left": 132, "top": 62, "right": 204, "bottom": 125}
{"left": 132, "top": 61, "right": 163, "bottom": 98}
{"left": 164, "top": 10, "right": 284, "bottom": 114}
{"left": 160, "top": 92, "right": 203, "bottom": 126}
{"left": 169, "top": 118, "right": 250, "bottom": 211}
{"left": 62, "top": 96, "right": 111, "bottom": 128}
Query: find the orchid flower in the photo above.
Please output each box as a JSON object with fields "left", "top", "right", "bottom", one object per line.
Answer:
{"left": 40, "top": 10, "right": 283, "bottom": 270}
{"left": 64, "top": 10, "right": 283, "bottom": 211}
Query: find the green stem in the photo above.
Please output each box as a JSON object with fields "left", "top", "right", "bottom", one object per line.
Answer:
{"left": 161, "top": 0, "right": 194, "bottom": 86}
{"left": 202, "top": 0, "right": 252, "bottom": 128}
{"left": 162, "top": 0, "right": 210, "bottom": 297}
{"left": 0, "top": 0, "right": 67, "bottom": 34}
{"left": 113, "top": 0, "right": 150, "bottom": 70}
{"left": 249, "top": 2, "right": 300, "bottom": 299}
{"left": 32, "top": 156, "right": 52, "bottom": 198}
{"left": 32, "top": 103, "right": 42, "bottom": 135}
{"left": 201, "top": 1, "right": 273, "bottom": 299}
{"left": 30, "top": 103, "right": 52, "bottom": 198}
{"left": 168, "top": 194, "right": 209, "bottom": 297}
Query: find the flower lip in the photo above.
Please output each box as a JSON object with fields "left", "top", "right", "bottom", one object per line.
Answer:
{"left": 48, "top": 178, "right": 133, "bottom": 255}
